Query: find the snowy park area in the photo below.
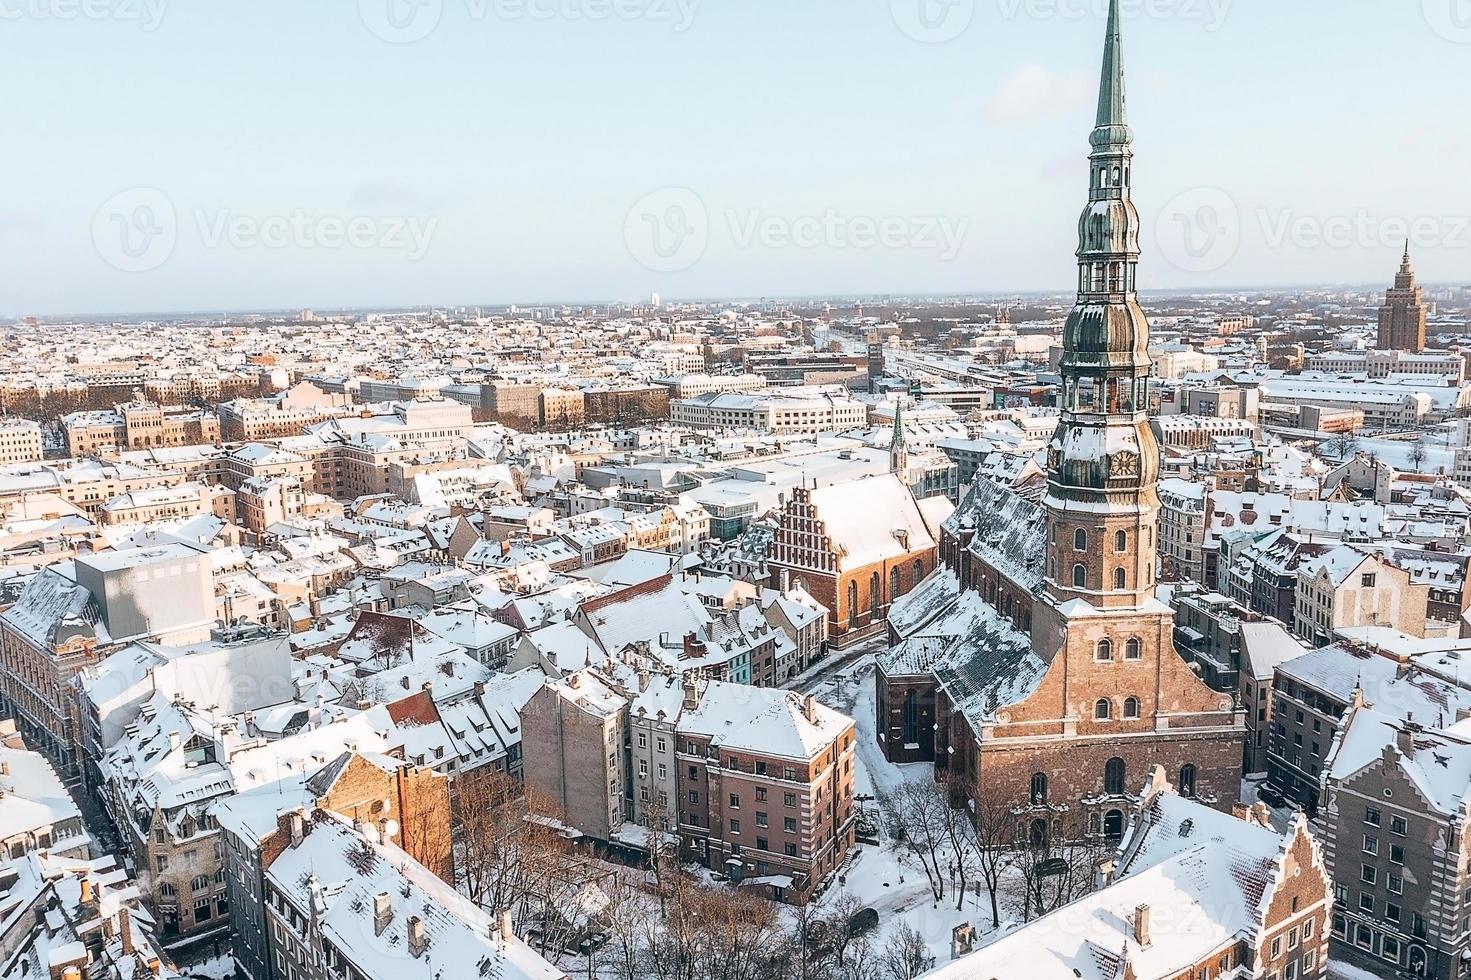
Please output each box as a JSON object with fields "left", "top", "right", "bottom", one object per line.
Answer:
{"left": 798, "top": 655, "right": 1031, "bottom": 968}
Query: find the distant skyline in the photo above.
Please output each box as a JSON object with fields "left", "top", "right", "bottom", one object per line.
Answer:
{"left": 4, "top": 0, "right": 1469, "bottom": 316}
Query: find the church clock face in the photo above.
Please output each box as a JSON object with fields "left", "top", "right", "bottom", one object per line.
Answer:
{"left": 1110, "top": 451, "right": 1139, "bottom": 478}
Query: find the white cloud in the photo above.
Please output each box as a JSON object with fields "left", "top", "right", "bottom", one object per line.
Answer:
{"left": 982, "top": 64, "right": 1093, "bottom": 125}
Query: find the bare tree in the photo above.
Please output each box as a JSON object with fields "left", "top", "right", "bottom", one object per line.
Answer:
{"left": 450, "top": 767, "right": 590, "bottom": 955}
{"left": 1016, "top": 817, "right": 1108, "bottom": 922}
{"left": 960, "top": 788, "right": 1021, "bottom": 928}
{"left": 887, "top": 781, "right": 950, "bottom": 903}
{"left": 1410, "top": 437, "right": 1429, "bottom": 470}
{"left": 877, "top": 922, "right": 932, "bottom": 980}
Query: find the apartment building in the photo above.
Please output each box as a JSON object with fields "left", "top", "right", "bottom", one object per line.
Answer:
{"left": 62, "top": 401, "right": 220, "bottom": 456}
{"left": 1293, "top": 546, "right": 1428, "bottom": 645}
{"left": 1321, "top": 704, "right": 1471, "bottom": 979}
{"left": 670, "top": 387, "right": 868, "bottom": 434}
{"left": 522, "top": 667, "right": 856, "bottom": 904}
{"left": 1265, "top": 643, "right": 1471, "bottom": 813}
{"left": 0, "top": 417, "right": 43, "bottom": 465}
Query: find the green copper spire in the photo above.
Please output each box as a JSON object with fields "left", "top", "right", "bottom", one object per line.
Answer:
{"left": 890, "top": 402, "right": 910, "bottom": 478}
{"left": 1091, "top": 0, "right": 1130, "bottom": 147}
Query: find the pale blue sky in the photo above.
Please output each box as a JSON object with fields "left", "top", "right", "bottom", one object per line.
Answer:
{"left": 2, "top": 0, "right": 1467, "bottom": 315}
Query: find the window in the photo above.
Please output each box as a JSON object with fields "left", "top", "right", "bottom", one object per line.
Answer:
{"left": 1104, "top": 757, "right": 1125, "bottom": 795}
{"left": 1115, "top": 530, "right": 1127, "bottom": 552}
{"left": 1178, "top": 764, "right": 1196, "bottom": 797}
{"left": 1363, "top": 835, "right": 1379, "bottom": 855}
{"left": 1074, "top": 528, "right": 1087, "bottom": 551}
{"left": 1124, "top": 697, "right": 1140, "bottom": 719}
{"left": 1125, "top": 638, "right": 1141, "bottom": 660}
{"left": 1096, "top": 639, "right": 1113, "bottom": 662}
{"left": 1095, "top": 699, "right": 1112, "bottom": 720}
{"left": 1388, "top": 873, "right": 1402, "bottom": 894}
{"left": 729, "top": 793, "right": 740, "bottom": 809}
{"left": 755, "top": 812, "right": 768, "bottom": 828}
{"left": 1072, "top": 564, "right": 1086, "bottom": 588}
{"left": 1113, "top": 567, "right": 1127, "bottom": 589}
{"left": 159, "top": 882, "right": 177, "bottom": 897}
{"left": 784, "top": 817, "right": 797, "bottom": 832}
{"left": 784, "top": 842, "right": 797, "bottom": 857}
{"left": 784, "top": 792, "right": 797, "bottom": 807}
{"left": 729, "top": 819, "right": 740, "bottom": 833}
{"left": 1390, "top": 844, "right": 1404, "bottom": 865}
{"left": 1390, "top": 815, "right": 1407, "bottom": 835}
{"left": 190, "top": 875, "right": 209, "bottom": 893}
{"left": 1359, "top": 893, "right": 1375, "bottom": 913}
{"left": 1030, "top": 772, "right": 1048, "bottom": 805}
{"left": 755, "top": 787, "right": 767, "bottom": 802}
{"left": 1361, "top": 864, "right": 1377, "bottom": 885}
{"left": 1365, "top": 806, "right": 1382, "bottom": 826}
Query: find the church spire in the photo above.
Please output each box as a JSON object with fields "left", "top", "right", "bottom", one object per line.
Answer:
{"left": 890, "top": 402, "right": 910, "bottom": 480}
{"left": 1093, "top": 0, "right": 1129, "bottom": 144}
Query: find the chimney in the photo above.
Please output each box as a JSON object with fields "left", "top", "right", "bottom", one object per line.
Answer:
{"left": 79, "top": 876, "right": 93, "bottom": 905}
{"left": 407, "top": 915, "right": 428, "bottom": 958}
{"left": 1396, "top": 726, "right": 1416, "bottom": 757}
{"left": 373, "top": 892, "right": 392, "bottom": 936}
{"left": 289, "top": 812, "right": 305, "bottom": 847}
{"left": 1231, "top": 802, "right": 1250, "bottom": 821}
{"left": 473, "top": 680, "right": 485, "bottom": 697}
{"left": 496, "top": 908, "right": 514, "bottom": 945}
{"left": 118, "top": 906, "right": 135, "bottom": 956}
{"left": 1133, "top": 904, "right": 1151, "bottom": 946}
{"left": 1094, "top": 856, "right": 1116, "bottom": 890}
{"left": 1249, "top": 802, "right": 1272, "bottom": 828}
{"left": 147, "top": 959, "right": 162, "bottom": 978}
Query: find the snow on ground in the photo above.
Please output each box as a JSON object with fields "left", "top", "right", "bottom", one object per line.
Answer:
{"left": 176, "top": 953, "right": 237, "bottom": 980}
{"left": 800, "top": 655, "right": 1029, "bottom": 965}
{"left": 1327, "top": 963, "right": 1390, "bottom": 980}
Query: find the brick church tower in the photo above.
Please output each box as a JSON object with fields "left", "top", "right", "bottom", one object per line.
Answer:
{"left": 1377, "top": 243, "right": 1428, "bottom": 352}
{"left": 972, "top": 0, "right": 1245, "bottom": 840}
